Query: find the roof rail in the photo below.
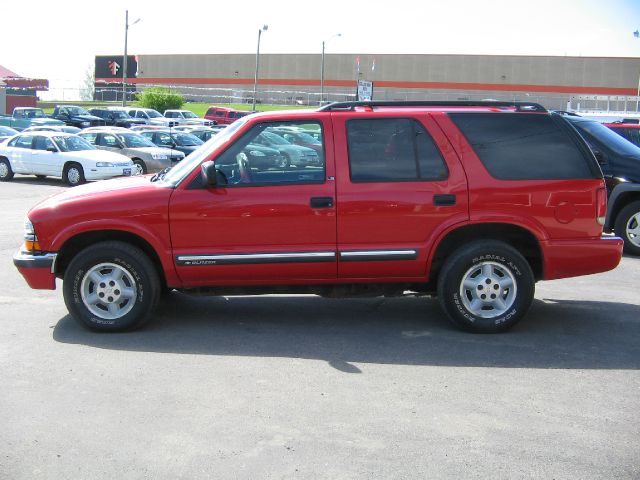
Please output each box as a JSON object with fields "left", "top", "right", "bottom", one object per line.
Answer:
{"left": 318, "top": 100, "right": 547, "bottom": 112}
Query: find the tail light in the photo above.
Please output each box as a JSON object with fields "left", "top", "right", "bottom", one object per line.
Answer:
{"left": 596, "top": 187, "right": 607, "bottom": 226}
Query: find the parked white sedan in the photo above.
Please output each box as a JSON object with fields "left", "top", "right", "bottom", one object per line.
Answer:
{"left": 0, "top": 132, "right": 134, "bottom": 186}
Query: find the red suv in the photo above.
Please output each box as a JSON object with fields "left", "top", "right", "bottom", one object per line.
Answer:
{"left": 204, "top": 106, "right": 250, "bottom": 125}
{"left": 13, "top": 101, "right": 623, "bottom": 333}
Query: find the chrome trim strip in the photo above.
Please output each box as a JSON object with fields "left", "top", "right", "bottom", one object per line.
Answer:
{"left": 176, "top": 251, "right": 336, "bottom": 266}
{"left": 50, "top": 253, "right": 58, "bottom": 274}
{"left": 340, "top": 250, "right": 417, "bottom": 257}
{"left": 339, "top": 250, "right": 418, "bottom": 262}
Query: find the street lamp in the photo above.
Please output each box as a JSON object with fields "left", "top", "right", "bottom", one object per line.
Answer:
{"left": 122, "top": 10, "right": 141, "bottom": 107}
{"left": 252, "top": 25, "right": 269, "bottom": 112}
{"left": 320, "top": 33, "right": 341, "bottom": 105}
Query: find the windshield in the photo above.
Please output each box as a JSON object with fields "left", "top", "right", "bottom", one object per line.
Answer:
{"left": 119, "top": 133, "right": 157, "bottom": 148}
{"left": 66, "top": 106, "right": 91, "bottom": 116}
{"left": 174, "top": 132, "right": 204, "bottom": 146}
{"left": 260, "top": 131, "right": 290, "bottom": 145}
{"left": 158, "top": 118, "right": 247, "bottom": 185}
{"left": 573, "top": 120, "right": 640, "bottom": 157}
{"left": 182, "top": 111, "right": 198, "bottom": 118}
{"left": 112, "top": 111, "right": 129, "bottom": 119}
{"left": 146, "top": 110, "right": 162, "bottom": 118}
{"left": 53, "top": 135, "right": 96, "bottom": 152}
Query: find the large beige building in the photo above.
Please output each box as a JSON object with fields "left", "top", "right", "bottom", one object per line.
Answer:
{"left": 95, "top": 53, "right": 640, "bottom": 111}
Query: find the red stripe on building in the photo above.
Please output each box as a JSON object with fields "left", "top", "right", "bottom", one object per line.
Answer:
{"left": 95, "top": 77, "right": 637, "bottom": 95}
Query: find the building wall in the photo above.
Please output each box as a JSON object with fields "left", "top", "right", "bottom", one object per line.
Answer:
{"left": 96, "top": 53, "right": 640, "bottom": 109}
{"left": 0, "top": 88, "right": 5, "bottom": 114}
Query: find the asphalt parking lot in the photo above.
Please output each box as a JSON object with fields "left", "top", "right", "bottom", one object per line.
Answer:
{"left": 1, "top": 177, "right": 639, "bottom": 479}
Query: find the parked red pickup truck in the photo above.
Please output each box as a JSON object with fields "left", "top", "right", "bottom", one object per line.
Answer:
{"left": 13, "top": 101, "right": 623, "bottom": 333}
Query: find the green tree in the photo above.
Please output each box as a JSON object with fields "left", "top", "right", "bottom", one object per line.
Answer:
{"left": 137, "top": 87, "right": 184, "bottom": 112}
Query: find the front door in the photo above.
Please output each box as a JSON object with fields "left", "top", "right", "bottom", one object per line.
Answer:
{"left": 169, "top": 118, "right": 337, "bottom": 286}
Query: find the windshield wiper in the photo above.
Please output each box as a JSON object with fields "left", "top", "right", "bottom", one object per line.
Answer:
{"left": 150, "top": 167, "right": 172, "bottom": 182}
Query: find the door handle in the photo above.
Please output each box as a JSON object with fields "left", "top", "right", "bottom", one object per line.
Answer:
{"left": 433, "top": 194, "right": 456, "bottom": 206}
{"left": 310, "top": 197, "right": 334, "bottom": 208}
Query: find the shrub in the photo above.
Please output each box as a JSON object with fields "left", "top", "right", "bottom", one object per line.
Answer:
{"left": 137, "top": 87, "right": 184, "bottom": 112}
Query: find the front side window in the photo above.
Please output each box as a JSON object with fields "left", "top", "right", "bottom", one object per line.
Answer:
{"left": 80, "top": 133, "right": 98, "bottom": 145}
{"left": 157, "top": 133, "right": 173, "bottom": 146}
{"left": 99, "top": 134, "right": 119, "bottom": 148}
{"left": 34, "top": 136, "right": 55, "bottom": 151}
{"left": 213, "top": 121, "right": 325, "bottom": 187}
{"left": 347, "top": 118, "right": 448, "bottom": 182}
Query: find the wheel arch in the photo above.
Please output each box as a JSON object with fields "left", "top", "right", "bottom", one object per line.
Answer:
{"left": 606, "top": 186, "right": 640, "bottom": 231}
{"left": 54, "top": 229, "right": 169, "bottom": 289}
{"left": 428, "top": 222, "right": 544, "bottom": 284}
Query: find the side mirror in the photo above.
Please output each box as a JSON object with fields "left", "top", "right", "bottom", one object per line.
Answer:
{"left": 46, "top": 146, "right": 57, "bottom": 153}
{"left": 593, "top": 150, "right": 607, "bottom": 165}
{"left": 201, "top": 160, "right": 218, "bottom": 187}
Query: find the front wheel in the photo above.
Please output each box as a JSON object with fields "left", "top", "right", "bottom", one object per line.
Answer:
{"left": 63, "top": 241, "right": 161, "bottom": 332}
{"left": 0, "top": 158, "right": 14, "bottom": 181}
{"left": 132, "top": 159, "right": 147, "bottom": 175}
{"left": 437, "top": 241, "right": 535, "bottom": 333}
{"left": 64, "top": 163, "right": 85, "bottom": 186}
{"left": 614, "top": 200, "right": 640, "bottom": 256}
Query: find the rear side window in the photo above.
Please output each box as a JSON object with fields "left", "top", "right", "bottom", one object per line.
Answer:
{"left": 346, "top": 118, "right": 448, "bottom": 182}
{"left": 449, "top": 113, "right": 596, "bottom": 180}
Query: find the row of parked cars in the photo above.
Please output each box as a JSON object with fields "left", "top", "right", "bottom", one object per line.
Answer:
{"left": 0, "top": 109, "right": 325, "bottom": 185}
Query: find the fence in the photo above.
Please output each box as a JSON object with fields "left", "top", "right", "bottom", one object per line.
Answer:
{"left": 45, "top": 82, "right": 640, "bottom": 114}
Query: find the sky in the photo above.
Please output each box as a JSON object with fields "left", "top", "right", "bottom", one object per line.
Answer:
{"left": 2, "top": 0, "right": 639, "bottom": 98}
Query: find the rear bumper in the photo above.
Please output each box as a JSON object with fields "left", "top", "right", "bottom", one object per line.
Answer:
{"left": 13, "top": 250, "right": 57, "bottom": 290}
{"left": 542, "top": 236, "right": 623, "bottom": 280}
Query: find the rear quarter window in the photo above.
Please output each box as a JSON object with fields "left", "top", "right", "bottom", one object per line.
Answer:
{"left": 449, "top": 113, "right": 598, "bottom": 180}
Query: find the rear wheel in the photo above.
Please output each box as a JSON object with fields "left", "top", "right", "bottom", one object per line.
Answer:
{"left": 63, "top": 163, "right": 85, "bottom": 186}
{"left": 437, "top": 240, "right": 535, "bottom": 333}
{"left": 132, "top": 159, "right": 147, "bottom": 175}
{"left": 614, "top": 200, "right": 640, "bottom": 256}
{"left": 0, "top": 158, "right": 14, "bottom": 181}
{"left": 63, "top": 241, "right": 161, "bottom": 332}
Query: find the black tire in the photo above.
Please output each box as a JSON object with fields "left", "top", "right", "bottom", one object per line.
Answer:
{"left": 613, "top": 200, "right": 640, "bottom": 256}
{"left": 133, "top": 159, "right": 147, "bottom": 175}
{"left": 437, "top": 240, "right": 535, "bottom": 333}
{"left": 63, "top": 163, "right": 85, "bottom": 186}
{"left": 0, "top": 157, "right": 14, "bottom": 181}
{"left": 63, "top": 241, "right": 161, "bottom": 332}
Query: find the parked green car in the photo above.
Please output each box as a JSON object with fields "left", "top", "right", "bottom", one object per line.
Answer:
{"left": 0, "top": 108, "right": 65, "bottom": 131}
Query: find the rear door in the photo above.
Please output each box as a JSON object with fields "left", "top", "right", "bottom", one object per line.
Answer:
{"left": 332, "top": 113, "right": 468, "bottom": 280}
{"left": 169, "top": 117, "right": 338, "bottom": 286}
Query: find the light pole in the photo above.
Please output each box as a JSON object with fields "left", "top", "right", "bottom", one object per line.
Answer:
{"left": 320, "top": 33, "right": 341, "bottom": 105}
{"left": 635, "top": 30, "right": 640, "bottom": 112}
{"left": 122, "top": 10, "right": 141, "bottom": 107}
{"left": 252, "top": 25, "right": 268, "bottom": 112}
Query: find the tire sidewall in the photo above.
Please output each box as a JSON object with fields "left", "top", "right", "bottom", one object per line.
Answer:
{"left": 438, "top": 243, "right": 534, "bottom": 333}
{"left": 65, "top": 163, "right": 84, "bottom": 186}
{"left": 614, "top": 200, "right": 640, "bottom": 256}
{"left": 64, "top": 247, "right": 155, "bottom": 331}
{"left": 0, "top": 158, "right": 13, "bottom": 181}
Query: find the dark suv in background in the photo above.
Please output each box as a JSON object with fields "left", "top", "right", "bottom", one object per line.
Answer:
{"left": 561, "top": 114, "right": 640, "bottom": 255}
{"left": 88, "top": 109, "right": 146, "bottom": 129}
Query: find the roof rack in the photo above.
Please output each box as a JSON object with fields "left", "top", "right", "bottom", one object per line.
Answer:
{"left": 318, "top": 100, "right": 547, "bottom": 112}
